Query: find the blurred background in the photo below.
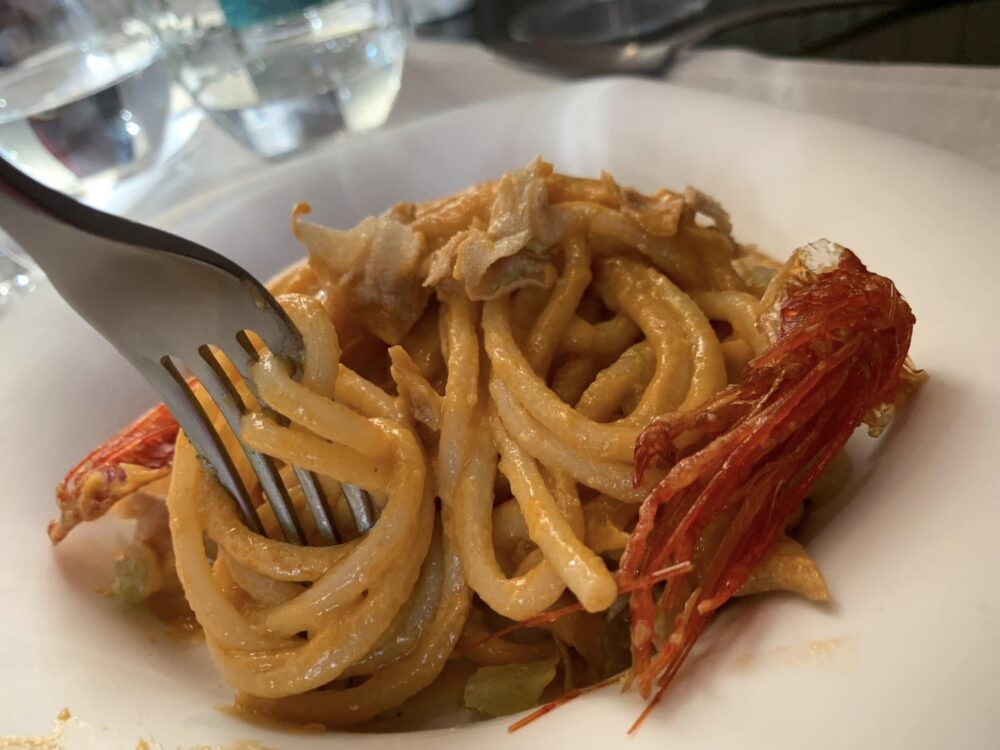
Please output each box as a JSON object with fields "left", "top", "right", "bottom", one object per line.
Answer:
{"left": 459, "top": 0, "right": 1000, "bottom": 65}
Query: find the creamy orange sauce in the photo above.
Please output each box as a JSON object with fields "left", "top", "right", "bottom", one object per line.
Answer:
{"left": 214, "top": 705, "right": 326, "bottom": 735}
{"left": 737, "top": 635, "right": 859, "bottom": 671}
{"left": 138, "top": 742, "right": 275, "bottom": 750}
{"left": 0, "top": 736, "right": 61, "bottom": 750}
{"left": 1, "top": 710, "right": 278, "bottom": 750}
{"left": 0, "top": 711, "right": 72, "bottom": 750}
{"left": 145, "top": 591, "right": 202, "bottom": 642}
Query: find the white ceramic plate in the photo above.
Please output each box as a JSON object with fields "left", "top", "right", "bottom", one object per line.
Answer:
{"left": 2, "top": 79, "right": 998, "bottom": 749}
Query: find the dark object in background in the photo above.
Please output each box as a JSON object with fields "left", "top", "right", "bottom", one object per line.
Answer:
{"left": 509, "top": 0, "right": 711, "bottom": 42}
{"left": 479, "top": 0, "right": 928, "bottom": 76}
{"left": 456, "top": 0, "right": 1000, "bottom": 66}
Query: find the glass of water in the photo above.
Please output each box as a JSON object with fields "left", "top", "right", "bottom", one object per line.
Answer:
{"left": 0, "top": 0, "right": 171, "bottom": 201}
{"left": 153, "top": 0, "right": 409, "bottom": 160}
{"left": 0, "top": 0, "right": 171, "bottom": 302}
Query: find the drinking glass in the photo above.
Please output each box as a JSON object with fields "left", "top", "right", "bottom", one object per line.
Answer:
{"left": 0, "top": 0, "right": 171, "bottom": 300}
{"left": 0, "top": 0, "right": 171, "bottom": 199}
{"left": 152, "top": 0, "right": 409, "bottom": 160}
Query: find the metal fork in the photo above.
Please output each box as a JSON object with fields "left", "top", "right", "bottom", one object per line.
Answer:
{"left": 0, "top": 158, "right": 374, "bottom": 545}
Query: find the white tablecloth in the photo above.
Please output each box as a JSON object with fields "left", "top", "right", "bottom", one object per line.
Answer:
{"left": 114, "top": 40, "right": 1000, "bottom": 219}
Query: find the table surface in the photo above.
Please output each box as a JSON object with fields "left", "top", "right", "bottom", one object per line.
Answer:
{"left": 106, "top": 39, "right": 1000, "bottom": 220}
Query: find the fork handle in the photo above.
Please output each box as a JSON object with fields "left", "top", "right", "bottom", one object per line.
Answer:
{"left": 0, "top": 156, "right": 128, "bottom": 253}
{"left": 0, "top": 156, "right": 277, "bottom": 297}
{"left": 0, "top": 159, "right": 98, "bottom": 294}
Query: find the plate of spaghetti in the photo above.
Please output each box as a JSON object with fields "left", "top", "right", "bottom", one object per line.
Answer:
{"left": 2, "top": 79, "right": 999, "bottom": 749}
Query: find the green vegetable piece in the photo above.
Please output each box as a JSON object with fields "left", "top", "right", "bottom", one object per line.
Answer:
{"left": 111, "top": 550, "right": 152, "bottom": 606}
{"left": 490, "top": 268, "right": 526, "bottom": 293}
{"left": 464, "top": 656, "right": 558, "bottom": 717}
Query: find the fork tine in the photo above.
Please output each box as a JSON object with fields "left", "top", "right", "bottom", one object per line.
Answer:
{"left": 232, "top": 328, "right": 381, "bottom": 541}
{"left": 230, "top": 330, "right": 379, "bottom": 536}
{"left": 191, "top": 346, "right": 309, "bottom": 546}
{"left": 159, "top": 355, "right": 265, "bottom": 536}
{"left": 342, "top": 483, "right": 376, "bottom": 535}
{"left": 225, "top": 331, "right": 261, "bottom": 384}
{"left": 292, "top": 468, "right": 342, "bottom": 542}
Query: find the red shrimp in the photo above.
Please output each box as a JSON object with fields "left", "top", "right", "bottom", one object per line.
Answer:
{"left": 49, "top": 403, "right": 179, "bottom": 543}
{"left": 619, "top": 241, "right": 925, "bottom": 730}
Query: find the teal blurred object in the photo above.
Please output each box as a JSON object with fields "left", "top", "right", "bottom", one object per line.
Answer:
{"left": 219, "top": 0, "right": 325, "bottom": 28}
